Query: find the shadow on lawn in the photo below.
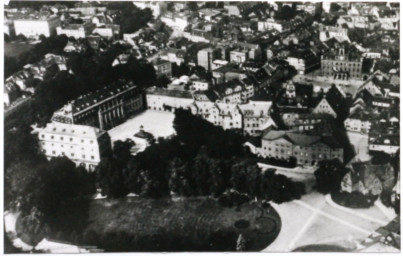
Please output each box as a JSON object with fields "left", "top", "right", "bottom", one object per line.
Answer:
{"left": 79, "top": 198, "right": 281, "bottom": 252}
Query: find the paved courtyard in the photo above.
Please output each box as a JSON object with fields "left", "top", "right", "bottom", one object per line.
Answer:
{"left": 108, "top": 110, "right": 175, "bottom": 145}
{"left": 264, "top": 192, "right": 395, "bottom": 252}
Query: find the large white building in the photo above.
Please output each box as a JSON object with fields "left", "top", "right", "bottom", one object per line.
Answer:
{"left": 14, "top": 13, "right": 60, "bottom": 38}
{"left": 38, "top": 122, "right": 112, "bottom": 171}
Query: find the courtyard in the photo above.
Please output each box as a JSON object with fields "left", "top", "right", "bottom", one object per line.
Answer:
{"left": 108, "top": 110, "right": 175, "bottom": 147}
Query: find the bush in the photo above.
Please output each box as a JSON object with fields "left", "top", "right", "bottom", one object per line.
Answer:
{"left": 218, "top": 190, "right": 251, "bottom": 208}
{"left": 331, "top": 191, "right": 378, "bottom": 209}
{"left": 257, "top": 156, "right": 297, "bottom": 168}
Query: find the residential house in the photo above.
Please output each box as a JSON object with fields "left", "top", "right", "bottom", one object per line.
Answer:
{"left": 152, "top": 58, "right": 172, "bottom": 78}
{"left": 313, "top": 84, "right": 346, "bottom": 119}
{"left": 369, "top": 135, "right": 399, "bottom": 155}
{"left": 286, "top": 49, "right": 319, "bottom": 75}
{"left": 146, "top": 87, "right": 194, "bottom": 112}
{"left": 238, "top": 101, "right": 272, "bottom": 136}
{"left": 250, "top": 128, "right": 344, "bottom": 165}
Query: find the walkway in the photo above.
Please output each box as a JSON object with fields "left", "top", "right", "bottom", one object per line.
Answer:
{"left": 264, "top": 192, "right": 392, "bottom": 252}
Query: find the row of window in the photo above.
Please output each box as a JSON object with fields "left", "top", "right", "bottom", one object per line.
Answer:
{"left": 43, "top": 150, "right": 95, "bottom": 160}
{"left": 41, "top": 134, "right": 94, "bottom": 144}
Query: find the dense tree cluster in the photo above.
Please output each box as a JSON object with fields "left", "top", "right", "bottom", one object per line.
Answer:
{"left": 5, "top": 35, "right": 69, "bottom": 78}
{"left": 96, "top": 109, "right": 306, "bottom": 204}
{"left": 5, "top": 156, "right": 95, "bottom": 245}
{"left": 314, "top": 159, "right": 349, "bottom": 194}
{"left": 106, "top": 2, "right": 153, "bottom": 36}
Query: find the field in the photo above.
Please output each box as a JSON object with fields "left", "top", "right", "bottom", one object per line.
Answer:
{"left": 81, "top": 197, "right": 281, "bottom": 252}
{"left": 5, "top": 41, "right": 33, "bottom": 58}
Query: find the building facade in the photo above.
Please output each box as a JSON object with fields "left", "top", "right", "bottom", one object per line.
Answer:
{"left": 248, "top": 129, "right": 344, "bottom": 165}
{"left": 146, "top": 87, "right": 194, "bottom": 112}
{"left": 51, "top": 82, "right": 144, "bottom": 130}
{"left": 153, "top": 59, "right": 172, "bottom": 78}
{"left": 38, "top": 122, "right": 112, "bottom": 171}
{"left": 321, "top": 44, "right": 363, "bottom": 80}
{"left": 14, "top": 14, "right": 61, "bottom": 38}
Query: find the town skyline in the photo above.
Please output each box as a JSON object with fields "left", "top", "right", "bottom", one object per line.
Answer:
{"left": 3, "top": 1, "right": 401, "bottom": 253}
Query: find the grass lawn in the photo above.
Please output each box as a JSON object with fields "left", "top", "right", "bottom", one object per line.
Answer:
{"left": 5, "top": 41, "right": 33, "bottom": 58}
{"left": 331, "top": 191, "right": 377, "bottom": 209}
{"left": 16, "top": 197, "right": 281, "bottom": 252}
{"left": 81, "top": 197, "right": 281, "bottom": 252}
{"left": 16, "top": 197, "right": 280, "bottom": 252}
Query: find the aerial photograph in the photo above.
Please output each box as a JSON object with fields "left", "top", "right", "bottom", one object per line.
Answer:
{"left": 2, "top": 0, "right": 400, "bottom": 253}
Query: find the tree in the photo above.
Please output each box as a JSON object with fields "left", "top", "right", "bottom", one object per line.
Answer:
{"left": 107, "top": 3, "right": 153, "bottom": 35}
{"left": 21, "top": 207, "right": 51, "bottom": 246}
{"left": 230, "top": 159, "right": 261, "bottom": 198}
{"left": 96, "top": 140, "right": 133, "bottom": 198}
{"left": 314, "top": 159, "right": 349, "bottom": 194}
{"left": 330, "top": 3, "right": 341, "bottom": 12}
{"left": 260, "top": 170, "right": 305, "bottom": 203}
{"left": 236, "top": 234, "right": 246, "bottom": 251}
{"left": 155, "top": 75, "right": 171, "bottom": 88}
{"left": 168, "top": 158, "right": 193, "bottom": 196}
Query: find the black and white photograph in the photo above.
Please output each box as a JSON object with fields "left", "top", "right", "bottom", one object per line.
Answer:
{"left": 2, "top": 0, "right": 401, "bottom": 253}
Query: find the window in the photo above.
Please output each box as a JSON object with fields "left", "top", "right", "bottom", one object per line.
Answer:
{"left": 41, "top": 134, "right": 45, "bottom": 139}
{"left": 51, "top": 136, "right": 54, "bottom": 139}
{"left": 70, "top": 138, "right": 73, "bottom": 142}
{"left": 91, "top": 156, "right": 95, "bottom": 160}
{"left": 71, "top": 153, "right": 75, "bottom": 157}
{"left": 52, "top": 151, "right": 56, "bottom": 155}
{"left": 82, "top": 155, "right": 86, "bottom": 159}
{"left": 60, "top": 136, "right": 64, "bottom": 141}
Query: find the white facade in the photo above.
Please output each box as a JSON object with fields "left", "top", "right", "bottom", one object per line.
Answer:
{"left": 56, "top": 26, "right": 87, "bottom": 39}
{"left": 38, "top": 122, "right": 111, "bottom": 172}
{"left": 161, "top": 13, "right": 190, "bottom": 31}
{"left": 258, "top": 18, "right": 289, "bottom": 32}
{"left": 192, "top": 80, "right": 210, "bottom": 91}
{"left": 14, "top": 16, "right": 60, "bottom": 38}
{"left": 312, "top": 98, "right": 337, "bottom": 118}
{"left": 344, "top": 118, "right": 371, "bottom": 133}
{"left": 369, "top": 143, "right": 399, "bottom": 155}
{"left": 146, "top": 92, "right": 194, "bottom": 112}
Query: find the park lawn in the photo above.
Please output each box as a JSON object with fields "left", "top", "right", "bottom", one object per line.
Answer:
{"left": 5, "top": 42, "right": 33, "bottom": 58}
{"left": 82, "top": 197, "right": 281, "bottom": 252}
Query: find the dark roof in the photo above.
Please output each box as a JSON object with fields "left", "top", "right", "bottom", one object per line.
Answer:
{"left": 324, "top": 84, "right": 345, "bottom": 114}
{"left": 73, "top": 81, "right": 138, "bottom": 113}
{"left": 146, "top": 87, "right": 193, "bottom": 99}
